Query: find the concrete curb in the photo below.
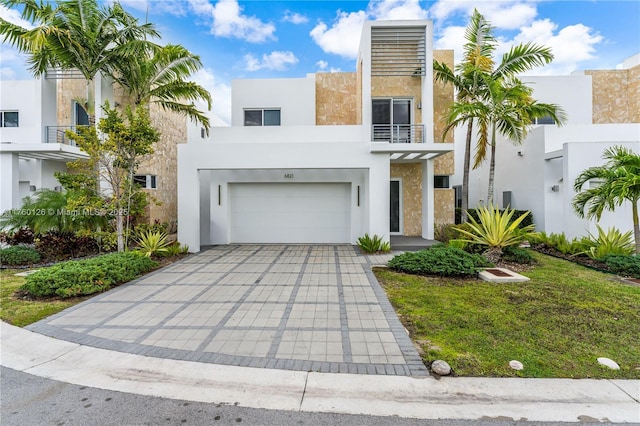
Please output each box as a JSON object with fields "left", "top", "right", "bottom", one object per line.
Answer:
{"left": 2, "top": 322, "right": 639, "bottom": 422}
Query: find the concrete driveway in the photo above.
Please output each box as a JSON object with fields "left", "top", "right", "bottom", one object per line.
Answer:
{"left": 28, "top": 245, "right": 427, "bottom": 376}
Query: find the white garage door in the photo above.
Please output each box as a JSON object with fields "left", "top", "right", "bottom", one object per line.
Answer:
{"left": 230, "top": 183, "right": 351, "bottom": 243}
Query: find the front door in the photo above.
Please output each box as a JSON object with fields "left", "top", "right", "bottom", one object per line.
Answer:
{"left": 390, "top": 179, "right": 402, "bottom": 234}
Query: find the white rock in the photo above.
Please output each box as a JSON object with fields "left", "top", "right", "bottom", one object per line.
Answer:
{"left": 597, "top": 357, "right": 620, "bottom": 370}
{"left": 509, "top": 360, "right": 524, "bottom": 370}
{"left": 431, "top": 360, "right": 451, "bottom": 376}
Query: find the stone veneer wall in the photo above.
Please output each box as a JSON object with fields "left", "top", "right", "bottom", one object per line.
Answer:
{"left": 371, "top": 75, "right": 422, "bottom": 125}
{"left": 315, "top": 73, "right": 358, "bottom": 125}
{"left": 586, "top": 64, "right": 640, "bottom": 124}
{"left": 434, "top": 189, "right": 455, "bottom": 224}
{"left": 390, "top": 163, "right": 422, "bottom": 236}
{"left": 135, "top": 103, "right": 187, "bottom": 231}
{"left": 432, "top": 50, "right": 455, "bottom": 176}
{"left": 57, "top": 79, "right": 89, "bottom": 125}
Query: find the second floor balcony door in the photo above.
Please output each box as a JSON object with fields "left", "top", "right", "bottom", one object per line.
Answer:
{"left": 372, "top": 99, "right": 411, "bottom": 143}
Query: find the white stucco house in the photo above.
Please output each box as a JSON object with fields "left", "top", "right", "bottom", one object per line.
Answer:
{"left": 178, "top": 20, "right": 456, "bottom": 252}
{"left": 0, "top": 73, "right": 111, "bottom": 214}
{"left": 453, "top": 53, "right": 640, "bottom": 239}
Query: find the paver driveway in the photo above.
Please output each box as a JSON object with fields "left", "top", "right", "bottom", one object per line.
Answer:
{"left": 28, "top": 245, "right": 427, "bottom": 376}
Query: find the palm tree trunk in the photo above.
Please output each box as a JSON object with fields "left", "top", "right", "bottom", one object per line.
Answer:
{"left": 633, "top": 199, "right": 640, "bottom": 254}
{"left": 461, "top": 120, "right": 473, "bottom": 223}
{"left": 487, "top": 124, "right": 497, "bottom": 206}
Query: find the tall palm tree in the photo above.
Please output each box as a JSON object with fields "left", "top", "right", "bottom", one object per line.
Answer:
{"left": 110, "top": 44, "right": 212, "bottom": 133}
{"left": 0, "top": 0, "right": 158, "bottom": 122}
{"left": 573, "top": 146, "right": 640, "bottom": 254}
{"left": 435, "top": 9, "right": 557, "bottom": 218}
{"left": 434, "top": 9, "right": 496, "bottom": 223}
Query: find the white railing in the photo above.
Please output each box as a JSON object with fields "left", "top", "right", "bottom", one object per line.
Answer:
{"left": 45, "top": 126, "right": 87, "bottom": 145}
{"left": 372, "top": 124, "right": 424, "bottom": 143}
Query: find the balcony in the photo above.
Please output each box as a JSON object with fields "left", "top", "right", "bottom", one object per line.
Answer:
{"left": 372, "top": 124, "right": 424, "bottom": 144}
{"left": 45, "top": 126, "right": 87, "bottom": 145}
{"left": 370, "top": 124, "right": 453, "bottom": 161}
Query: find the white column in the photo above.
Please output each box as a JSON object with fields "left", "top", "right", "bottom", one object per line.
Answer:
{"left": 177, "top": 149, "right": 201, "bottom": 252}
{"left": 0, "top": 153, "right": 20, "bottom": 213}
{"left": 422, "top": 159, "right": 435, "bottom": 239}
{"left": 368, "top": 154, "right": 390, "bottom": 242}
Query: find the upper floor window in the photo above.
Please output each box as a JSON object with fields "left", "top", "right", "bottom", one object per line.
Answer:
{"left": 134, "top": 174, "right": 157, "bottom": 189}
{"left": 531, "top": 115, "right": 555, "bottom": 125}
{"left": 244, "top": 109, "right": 281, "bottom": 126}
{"left": 74, "top": 101, "right": 89, "bottom": 126}
{"left": 1, "top": 111, "right": 19, "bottom": 127}
{"left": 434, "top": 175, "right": 450, "bottom": 189}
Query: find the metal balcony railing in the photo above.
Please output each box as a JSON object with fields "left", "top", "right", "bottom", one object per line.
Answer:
{"left": 372, "top": 124, "right": 424, "bottom": 143}
{"left": 45, "top": 126, "right": 88, "bottom": 145}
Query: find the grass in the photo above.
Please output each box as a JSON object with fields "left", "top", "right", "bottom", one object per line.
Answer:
{"left": 375, "top": 251, "right": 640, "bottom": 379}
{"left": 0, "top": 269, "right": 87, "bottom": 327}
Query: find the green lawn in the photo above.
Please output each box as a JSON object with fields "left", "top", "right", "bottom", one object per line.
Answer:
{"left": 0, "top": 269, "right": 86, "bottom": 327}
{"left": 375, "top": 251, "right": 640, "bottom": 379}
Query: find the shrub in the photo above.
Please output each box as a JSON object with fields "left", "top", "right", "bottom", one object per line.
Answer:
{"left": 502, "top": 246, "right": 534, "bottom": 264}
{"left": 5, "top": 228, "right": 35, "bottom": 245}
{"left": 531, "top": 232, "right": 584, "bottom": 255}
{"left": 21, "top": 252, "right": 157, "bottom": 298}
{"left": 579, "top": 226, "right": 634, "bottom": 260}
{"left": 434, "top": 224, "right": 460, "bottom": 243}
{"left": 0, "top": 245, "right": 41, "bottom": 265}
{"left": 453, "top": 206, "right": 536, "bottom": 263}
{"left": 134, "top": 230, "right": 170, "bottom": 257}
{"left": 357, "top": 234, "right": 391, "bottom": 253}
{"left": 388, "top": 245, "right": 490, "bottom": 277}
{"left": 134, "top": 221, "right": 169, "bottom": 238}
{"left": 457, "top": 208, "right": 534, "bottom": 229}
{"left": 35, "top": 231, "right": 98, "bottom": 260}
{"left": 603, "top": 255, "right": 640, "bottom": 278}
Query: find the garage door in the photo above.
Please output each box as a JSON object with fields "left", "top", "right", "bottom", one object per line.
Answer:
{"left": 230, "top": 183, "right": 351, "bottom": 243}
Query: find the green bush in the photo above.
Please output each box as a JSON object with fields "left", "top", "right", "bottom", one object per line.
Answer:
{"left": 134, "top": 230, "right": 170, "bottom": 257}
{"left": 456, "top": 208, "right": 534, "bottom": 229}
{"left": 21, "top": 252, "right": 157, "bottom": 298}
{"left": 388, "top": 245, "right": 490, "bottom": 277}
{"left": 502, "top": 246, "right": 534, "bottom": 264}
{"left": 579, "top": 226, "right": 634, "bottom": 260}
{"left": 357, "top": 234, "right": 391, "bottom": 253}
{"left": 603, "top": 255, "right": 640, "bottom": 278}
{"left": 0, "top": 245, "right": 41, "bottom": 265}
{"left": 529, "top": 232, "right": 584, "bottom": 255}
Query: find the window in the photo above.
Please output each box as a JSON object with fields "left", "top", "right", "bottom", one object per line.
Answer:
{"left": 244, "top": 109, "right": 281, "bottom": 126}
{"left": 74, "top": 102, "right": 89, "bottom": 126}
{"left": 134, "top": 175, "right": 157, "bottom": 189}
{"left": 1, "top": 111, "right": 19, "bottom": 127}
{"left": 434, "top": 175, "right": 450, "bottom": 189}
{"left": 372, "top": 99, "right": 412, "bottom": 142}
{"left": 531, "top": 115, "right": 555, "bottom": 125}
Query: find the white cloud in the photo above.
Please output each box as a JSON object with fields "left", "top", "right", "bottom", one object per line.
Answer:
{"left": 209, "top": 0, "right": 276, "bottom": 43}
{"left": 0, "top": 67, "right": 16, "bottom": 79}
{"left": 310, "top": 10, "right": 367, "bottom": 59}
{"left": 283, "top": 10, "right": 308, "bottom": 25}
{"left": 244, "top": 51, "right": 298, "bottom": 71}
{"left": 191, "top": 68, "right": 231, "bottom": 126}
{"left": 430, "top": 0, "right": 538, "bottom": 30}
{"left": 316, "top": 60, "right": 328, "bottom": 70}
{"left": 311, "top": 0, "right": 429, "bottom": 59}
{"left": 0, "top": 5, "right": 35, "bottom": 29}
{"left": 369, "top": 0, "right": 428, "bottom": 20}
{"left": 510, "top": 19, "right": 604, "bottom": 75}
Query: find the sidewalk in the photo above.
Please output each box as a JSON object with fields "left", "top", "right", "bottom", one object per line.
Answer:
{"left": 2, "top": 322, "right": 638, "bottom": 423}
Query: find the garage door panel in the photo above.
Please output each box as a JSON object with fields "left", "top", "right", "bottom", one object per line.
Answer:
{"left": 230, "top": 183, "right": 350, "bottom": 243}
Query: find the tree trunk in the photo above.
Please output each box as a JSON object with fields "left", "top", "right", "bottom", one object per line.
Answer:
{"left": 633, "top": 199, "right": 640, "bottom": 255}
{"left": 116, "top": 213, "right": 124, "bottom": 252}
{"left": 461, "top": 120, "right": 473, "bottom": 223}
{"left": 487, "top": 124, "right": 497, "bottom": 206}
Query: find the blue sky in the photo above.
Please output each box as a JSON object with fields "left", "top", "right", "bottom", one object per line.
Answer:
{"left": 1, "top": 0, "right": 639, "bottom": 125}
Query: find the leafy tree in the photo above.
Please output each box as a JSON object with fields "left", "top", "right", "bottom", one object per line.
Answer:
{"left": 0, "top": 0, "right": 158, "bottom": 122}
{"left": 67, "top": 102, "right": 159, "bottom": 252}
{"left": 111, "top": 44, "right": 212, "bottom": 133}
{"left": 573, "top": 146, "right": 640, "bottom": 254}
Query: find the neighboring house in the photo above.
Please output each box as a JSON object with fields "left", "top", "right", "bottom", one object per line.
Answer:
{"left": 0, "top": 72, "right": 187, "bottom": 231}
{"left": 453, "top": 53, "right": 640, "bottom": 239}
{"left": 178, "top": 20, "right": 456, "bottom": 252}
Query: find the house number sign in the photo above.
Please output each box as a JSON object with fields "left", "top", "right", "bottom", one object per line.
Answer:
{"left": 284, "top": 173, "right": 294, "bottom": 178}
